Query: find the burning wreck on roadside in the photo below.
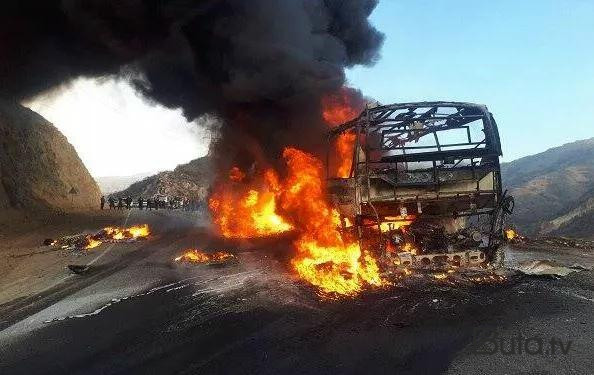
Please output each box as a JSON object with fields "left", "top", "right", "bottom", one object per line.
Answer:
{"left": 0, "top": 0, "right": 515, "bottom": 296}
{"left": 327, "top": 102, "right": 515, "bottom": 272}
{"left": 207, "top": 100, "right": 514, "bottom": 297}
{"left": 44, "top": 224, "right": 151, "bottom": 251}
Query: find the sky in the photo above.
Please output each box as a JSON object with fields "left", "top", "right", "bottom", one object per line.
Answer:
{"left": 346, "top": 0, "right": 594, "bottom": 162}
{"left": 27, "top": 0, "right": 593, "bottom": 177}
{"left": 26, "top": 78, "right": 212, "bottom": 177}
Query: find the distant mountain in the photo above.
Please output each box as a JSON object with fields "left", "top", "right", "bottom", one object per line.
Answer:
{"left": 502, "top": 137, "right": 594, "bottom": 238}
{"left": 0, "top": 99, "right": 101, "bottom": 211}
{"left": 96, "top": 172, "right": 158, "bottom": 195}
{"left": 111, "top": 157, "right": 213, "bottom": 201}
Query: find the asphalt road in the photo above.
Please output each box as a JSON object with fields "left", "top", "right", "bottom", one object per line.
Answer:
{"left": 0, "top": 212, "right": 592, "bottom": 375}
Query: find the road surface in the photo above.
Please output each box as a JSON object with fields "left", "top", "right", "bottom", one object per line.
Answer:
{"left": 0, "top": 210, "right": 592, "bottom": 374}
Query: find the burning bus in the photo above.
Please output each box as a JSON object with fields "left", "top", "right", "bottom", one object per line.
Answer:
{"left": 327, "top": 102, "right": 514, "bottom": 270}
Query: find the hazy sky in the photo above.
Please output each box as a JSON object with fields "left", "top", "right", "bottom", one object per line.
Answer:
{"left": 27, "top": 78, "right": 211, "bottom": 177}
{"left": 346, "top": 0, "right": 594, "bottom": 161}
{"left": 27, "top": 0, "right": 593, "bottom": 177}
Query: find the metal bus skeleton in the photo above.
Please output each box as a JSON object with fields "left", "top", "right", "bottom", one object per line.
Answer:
{"left": 327, "top": 102, "right": 514, "bottom": 269}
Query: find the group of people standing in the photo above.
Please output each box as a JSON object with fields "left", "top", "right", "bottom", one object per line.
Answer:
{"left": 100, "top": 196, "right": 132, "bottom": 210}
{"left": 99, "top": 195, "right": 203, "bottom": 211}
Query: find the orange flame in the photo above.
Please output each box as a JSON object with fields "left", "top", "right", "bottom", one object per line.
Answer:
{"left": 174, "top": 249, "right": 235, "bottom": 264}
{"left": 379, "top": 218, "right": 414, "bottom": 233}
{"left": 83, "top": 224, "right": 150, "bottom": 249}
{"left": 104, "top": 224, "right": 150, "bottom": 240}
{"left": 209, "top": 167, "right": 293, "bottom": 238}
{"left": 401, "top": 243, "right": 417, "bottom": 255}
{"left": 321, "top": 88, "right": 362, "bottom": 126}
{"left": 322, "top": 88, "right": 364, "bottom": 179}
{"left": 84, "top": 237, "right": 102, "bottom": 250}
{"left": 335, "top": 133, "right": 356, "bottom": 178}
{"left": 175, "top": 249, "right": 210, "bottom": 263}
{"left": 209, "top": 147, "right": 384, "bottom": 296}
{"left": 128, "top": 224, "right": 150, "bottom": 238}
{"left": 281, "top": 147, "right": 384, "bottom": 296}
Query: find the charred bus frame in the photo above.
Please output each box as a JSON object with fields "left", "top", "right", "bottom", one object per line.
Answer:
{"left": 327, "top": 102, "right": 513, "bottom": 267}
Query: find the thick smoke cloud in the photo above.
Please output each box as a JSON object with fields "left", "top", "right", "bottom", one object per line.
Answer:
{"left": 0, "top": 0, "right": 383, "bottom": 167}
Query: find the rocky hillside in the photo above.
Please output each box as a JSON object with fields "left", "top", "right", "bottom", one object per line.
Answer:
{"left": 502, "top": 137, "right": 594, "bottom": 238}
{"left": 96, "top": 172, "right": 157, "bottom": 195}
{"left": 111, "top": 157, "right": 212, "bottom": 201}
{"left": 0, "top": 99, "right": 101, "bottom": 211}
{"left": 540, "top": 186, "right": 594, "bottom": 239}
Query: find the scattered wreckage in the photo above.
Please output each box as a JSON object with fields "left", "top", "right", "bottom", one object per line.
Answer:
{"left": 67, "top": 264, "right": 91, "bottom": 275}
{"left": 327, "top": 102, "right": 514, "bottom": 272}
{"left": 515, "top": 259, "right": 588, "bottom": 277}
{"left": 44, "top": 224, "right": 151, "bottom": 251}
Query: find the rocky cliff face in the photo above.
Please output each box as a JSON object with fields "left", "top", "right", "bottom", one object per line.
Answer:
{"left": 0, "top": 99, "right": 101, "bottom": 211}
{"left": 112, "top": 157, "right": 212, "bottom": 201}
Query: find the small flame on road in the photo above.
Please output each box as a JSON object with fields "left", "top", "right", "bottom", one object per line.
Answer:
{"left": 174, "top": 249, "right": 235, "bottom": 264}
{"left": 104, "top": 224, "right": 150, "bottom": 240}
{"left": 84, "top": 237, "right": 102, "bottom": 250}
{"left": 82, "top": 224, "right": 150, "bottom": 250}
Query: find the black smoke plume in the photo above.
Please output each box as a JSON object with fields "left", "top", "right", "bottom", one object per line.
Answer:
{"left": 0, "top": 0, "right": 383, "bottom": 167}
